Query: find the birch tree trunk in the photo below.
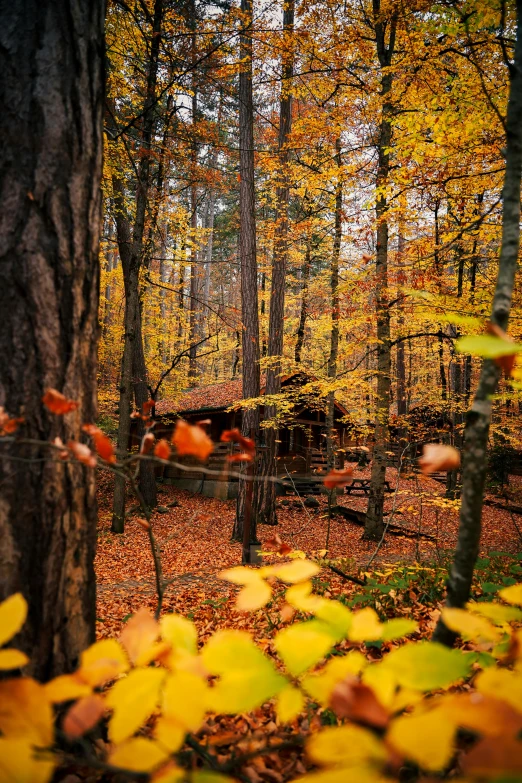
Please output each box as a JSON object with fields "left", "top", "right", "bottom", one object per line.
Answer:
{"left": 434, "top": 0, "right": 522, "bottom": 645}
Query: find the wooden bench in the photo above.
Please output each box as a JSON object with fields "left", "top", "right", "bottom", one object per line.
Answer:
{"left": 344, "top": 478, "right": 392, "bottom": 496}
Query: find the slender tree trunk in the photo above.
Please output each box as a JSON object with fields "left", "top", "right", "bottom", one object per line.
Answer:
{"left": 365, "top": 5, "right": 397, "bottom": 540}
{"left": 111, "top": 0, "right": 163, "bottom": 531}
{"left": 295, "top": 236, "right": 311, "bottom": 364}
{"left": 396, "top": 230, "right": 407, "bottom": 419}
{"left": 434, "top": 1, "right": 522, "bottom": 644}
{"left": 233, "top": 0, "right": 261, "bottom": 549}
{"left": 257, "top": 0, "right": 294, "bottom": 527}
{"left": 326, "top": 139, "right": 342, "bottom": 477}
{"left": 0, "top": 0, "right": 104, "bottom": 678}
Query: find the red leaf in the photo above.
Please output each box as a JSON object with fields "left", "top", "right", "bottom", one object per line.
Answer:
{"left": 154, "top": 439, "right": 171, "bottom": 460}
{"left": 63, "top": 694, "right": 105, "bottom": 739}
{"left": 323, "top": 466, "right": 354, "bottom": 489}
{"left": 172, "top": 420, "right": 213, "bottom": 461}
{"left": 42, "top": 388, "right": 78, "bottom": 415}
{"left": 330, "top": 676, "right": 389, "bottom": 728}
{"left": 418, "top": 444, "right": 460, "bottom": 475}
{"left": 220, "top": 428, "right": 255, "bottom": 456}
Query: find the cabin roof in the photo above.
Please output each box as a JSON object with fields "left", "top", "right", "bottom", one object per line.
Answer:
{"left": 155, "top": 373, "right": 350, "bottom": 417}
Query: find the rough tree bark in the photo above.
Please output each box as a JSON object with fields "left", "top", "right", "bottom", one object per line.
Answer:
{"left": 434, "top": 0, "right": 522, "bottom": 645}
{"left": 295, "top": 233, "right": 312, "bottom": 365}
{"left": 257, "top": 0, "right": 295, "bottom": 527}
{"left": 232, "top": 0, "right": 261, "bottom": 547}
{"left": 0, "top": 0, "right": 104, "bottom": 679}
{"left": 364, "top": 2, "right": 397, "bottom": 540}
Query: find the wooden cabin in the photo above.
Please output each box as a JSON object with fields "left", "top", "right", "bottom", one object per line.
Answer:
{"left": 154, "top": 372, "right": 354, "bottom": 499}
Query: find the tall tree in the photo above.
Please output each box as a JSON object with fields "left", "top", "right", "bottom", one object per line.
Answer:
{"left": 257, "top": 0, "right": 295, "bottom": 527}
{"left": 109, "top": 0, "right": 164, "bottom": 531}
{"left": 364, "top": 0, "right": 397, "bottom": 540}
{"left": 0, "top": 0, "right": 104, "bottom": 678}
{"left": 434, "top": 0, "right": 522, "bottom": 645}
{"left": 233, "top": 0, "right": 261, "bottom": 550}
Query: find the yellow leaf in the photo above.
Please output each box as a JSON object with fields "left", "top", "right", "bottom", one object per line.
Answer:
{"left": 236, "top": 579, "right": 272, "bottom": 611}
{"left": 274, "top": 621, "right": 336, "bottom": 676}
{"left": 120, "top": 608, "right": 159, "bottom": 666}
{"left": 302, "top": 652, "right": 367, "bottom": 705}
{"left": 361, "top": 664, "right": 397, "bottom": 709}
{"left": 287, "top": 769, "right": 388, "bottom": 783}
{"left": 0, "top": 594, "right": 27, "bottom": 647}
{"left": 151, "top": 762, "right": 185, "bottom": 782}
{"left": 307, "top": 724, "right": 387, "bottom": 767}
{"left": 192, "top": 773, "right": 238, "bottom": 783}
{"left": 108, "top": 737, "right": 169, "bottom": 773}
{"left": 273, "top": 559, "right": 320, "bottom": 583}
{"left": 79, "top": 638, "right": 129, "bottom": 686}
{"left": 160, "top": 614, "right": 197, "bottom": 655}
{"left": 442, "top": 608, "right": 500, "bottom": 642}
{"left": 218, "top": 566, "right": 262, "bottom": 585}
{"left": 0, "top": 649, "right": 28, "bottom": 670}
{"left": 285, "top": 581, "right": 324, "bottom": 613}
{"left": 154, "top": 717, "right": 186, "bottom": 752}
{"left": 276, "top": 684, "right": 305, "bottom": 722}
{"left": 348, "top": 607, "right": 382, "bottom": 642}
{"left": 162, "top": 671, "right": 208, "bottom": 731}
{"left": 0, "top": 678, "right": 53, "bottom": 745}
{"left": 499, "top": 583, "right": 522, "bottom": 606}
{"left": 0, "top": 738, "right": 54, "bottom": 783}
{"left": 382, "top": 642, "right": 471, "bottom": 690}
{"left": 439, "top": 692, "right": 522, "bottom": 737}
{"left": 476, "top": 667, "right": 522, "bottom": 714}
{"left": 44, "top": 674, "right": 91, "bottom": 703}
{"left": 387, "top": 709, "right": 456, "bottom": 772}
{"left": 106, "top": 667, "right": 166, "bottom": 743}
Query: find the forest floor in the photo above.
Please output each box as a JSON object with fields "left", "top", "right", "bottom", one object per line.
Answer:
{"left": 95, "top": 464, "right": 522, "bottom": 642}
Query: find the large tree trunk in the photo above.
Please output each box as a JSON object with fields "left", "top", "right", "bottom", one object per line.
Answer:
{"left": 257, "top": 0, "right": 295, "bottom": 527}
{"left": 0, "top": 0, "right": 104, "bottom": 679}
{"left": 364, "top": 4, "right": 396, "bottom": 540}
{"left": 233, "top": 0, "right": 261, "bottom": 549}
{"left": 434, "top": 0, "right": 522, "bottom": 645}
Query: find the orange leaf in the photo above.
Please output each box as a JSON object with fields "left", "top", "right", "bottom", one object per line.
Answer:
{"left": 227, "top": 452, "right": 253, "bottom": 463}
{"left": 83, "top": 425, "right": 116, "bottom": 463}
{"left": 136, "top": 517, "right": 151, "bottom": 531}
{"left": 330, "top": 676, "right": 389, "bottom": 728}
{"left": 0, "top": 407, "right": 24, "bottom": 435}
{"left": 141, "top": 433, "right": 156, "bottom": 454}
{"left": 265, "top": 534, "right": 292, "bottom": 556}
{"left": 154, "top": 439, "right": 171, "bottom": 460}
{"left": 119, "top": 608, "right": 159, "bottom": 665}
{"left": 63, "top": 694, "right": 105, "bottom": 739}
{"left": 418, "top": 444, "right": 460, "bottom": 475}
{"left": 67, "top": 441, "right": 97, "bottom": 467}
{"left": 220, "top": 428, "right": 255, "bottom": 456}
{"left": 323, "top": 467, "right": 354, "bottom": 489}
{"left": 172, "top": 420, "right": 213, "bottom": 461}
{"left": 42, "top": 388, "right": 78, "bottom": 414}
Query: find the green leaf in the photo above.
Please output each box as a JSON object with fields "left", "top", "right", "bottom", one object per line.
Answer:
{"left": 456, "top": 335, "right": 522, "bottom": 359}
{"left": 382, "top": 642, "right": 471, "bottom": 690}
{"left": 380, "top": 618, "right": 418, "bottom": 642}
{"left": 274, "top": 621, "right": 337, "bottom": 676}
{"left": 466, "top": 601, "right": 522, "bottom": 624}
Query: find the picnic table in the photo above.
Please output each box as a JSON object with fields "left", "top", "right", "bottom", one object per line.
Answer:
{"left": 344, "top": 478, "right": 392, "bottom": 496}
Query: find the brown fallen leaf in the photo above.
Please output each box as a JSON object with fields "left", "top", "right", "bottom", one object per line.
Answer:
{"left": 330, "top": 675, "right": 389, "bottom": 728}
{"left": 63, "top": 694, "right": 105, "bottom": 739}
